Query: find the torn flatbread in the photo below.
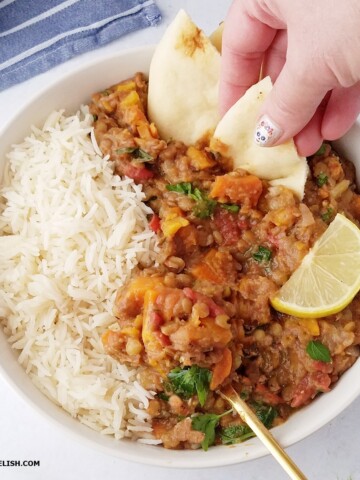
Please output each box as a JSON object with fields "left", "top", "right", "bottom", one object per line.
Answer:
{"left": 210, "top": 76, "right": 308, "bottom": 199}
{"left": 148, "top": 10, "right": 221, "bottom": 145}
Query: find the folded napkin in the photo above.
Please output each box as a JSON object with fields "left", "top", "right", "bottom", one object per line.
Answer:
{"left": 0, "top": 0, "right": 161, "bottom": 91}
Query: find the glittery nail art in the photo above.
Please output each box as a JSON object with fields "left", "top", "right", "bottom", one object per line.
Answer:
{"left": 254, "top": 115, "right": 282, "bottom": 147}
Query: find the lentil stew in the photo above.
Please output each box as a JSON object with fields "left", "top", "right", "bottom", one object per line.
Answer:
{"left": 90, "top": 73, "right": 360, "bottom": 450}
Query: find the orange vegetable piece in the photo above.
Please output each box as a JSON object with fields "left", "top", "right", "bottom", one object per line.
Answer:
{"left": 210, "top": 174, "right": 263, "bottom": 207}
{"left": 169, "top": 317, "right": 232, "bottom": 353}
{"left": 191, "top": 249, "right": 236, "bottom": 285}
{"left": 161, "top": 207, "right": 189, "bottom": 238}
{"left": 137, "top": 121, "right": 152, "bottom": 139}
{"left": 187, "top": 146, "right": 216, "bottom": 170}
{"left": 121, "top": 90, "right": 141, "bottom": 108}
{"left": 115, "top": 80, "right": 136, "bottom": 92}
{"left": 191, "top": 250, "right": 220, "bottom": 284}
{"left": 210, "top": 348, "right": 232, "bottom": 390}
{"left": 113, "top": 276, "right": 163, "bottom": 318}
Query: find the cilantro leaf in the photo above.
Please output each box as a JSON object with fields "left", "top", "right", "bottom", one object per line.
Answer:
{"left": 166, "top": 183, "right": 217, "bottom": 219}
{"left": 316, "top": 172, "right": 328, "bottom": 187}
{"left": 220, "top": 424, "right": 254, "bottom": 445}
{"left": 191, "top": 187, "right": 204, "bottom": 202}
{"left": 321, "top": 207, "right": 334, "bottom": 223}
{"left": 306, "top": 340, "right": 331, "bottom": 363}
{"left": 157, "top": 392, "right": 169, "bottom": 402}
{"left": 166, "top": 182, "right": 193, "bottom": 195}
{"left": 252, "top": 246, "right": 272, "bottom": 263}
{"left": 137, "top": 148, "right": 153, "bottom": 161}
{"left": 314, "top": 143, "right": 326, "bottom": 156}
{"left": 167, "top": 365, "right": 212, "bottom": 406}
{"left": 192, "top": 409, "right": 232, "bottom": 451}
{"left": 193, "top": 198, "right": 217, "bottom": 219}
{"left": 192, "top": 414, "right": 219, "bottom": 451}
{"left": 252, "top": 403, "right": 278, "bottom": 428}
{"left": 220, "top": 203, "right": 240, "bottom": 213}
{"left": 220, "top": 403, "right": 277, "bottom": 446}
{"left": 115, "top": 147, "right": 153, "bottom": 162}
{"left": 116, "top": 147, "right": 137, "bottom": 155}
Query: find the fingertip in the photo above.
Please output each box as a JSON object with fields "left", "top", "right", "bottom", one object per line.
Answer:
{"left": 254, "top": 115, "right": 283, "bottom": 147}
{"left": 258, "top": 63, "right": 328, "bottom": 143}
{"left": 321, "top": 85, "right": 360, "bottom": 140}
{"left": 295, "top": 136, "right": 323, "bottom": 158}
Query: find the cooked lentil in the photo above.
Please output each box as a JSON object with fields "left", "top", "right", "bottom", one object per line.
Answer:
{"left": 90, "top": 74, "right": 360, "bottom": 450}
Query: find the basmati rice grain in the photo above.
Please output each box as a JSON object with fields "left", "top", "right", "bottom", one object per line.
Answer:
{"left": 0, "top": 106, "right": 159, "bottom": 442}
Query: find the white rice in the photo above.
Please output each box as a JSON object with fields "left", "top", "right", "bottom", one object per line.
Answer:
{"left": 0, "top": 106, "right": 161, "bottom": 442}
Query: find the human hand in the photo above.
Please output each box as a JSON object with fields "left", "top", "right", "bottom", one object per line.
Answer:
{"left": 219, "top": 0, "right": 360, "bottom": 156}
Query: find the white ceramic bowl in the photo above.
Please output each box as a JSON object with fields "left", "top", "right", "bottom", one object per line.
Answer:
{"left": 0, "top": 45, "right": 360, "bottom": 469}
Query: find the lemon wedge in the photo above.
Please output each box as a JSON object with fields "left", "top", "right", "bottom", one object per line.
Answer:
{"left": 270, "top": 213, "right": 360, "bottom": 318}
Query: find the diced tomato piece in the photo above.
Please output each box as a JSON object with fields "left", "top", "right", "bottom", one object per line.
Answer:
{"left": 237, "top": 216, "right": 250, "bottom": 230}
{"left": 149, "top": 214, "right": 161, "bottom": 233}
{"left": 155, "top": 331, "right": 171, "bottom": 347}
{"left": 312, "top": 360, "right": 333, "bottom": 373}
{"left": 182, "top": 288, "right": 224, "bottom": 317}
{"left": 255, "top": 384, "right": 283, "bottom": 405}
{"left": 149, "top": 311, "right": 164, "bottom": 331}
{"left": 123, "top": 163, "right": 154, "bottom": 181}
{"left": 213, "top": 208, "right": 240, "bottom": 246}
{"left": 267, "top": 233, "right": 280, "bottom": 248}
{"left": 290, "top": 372, "right": 331, "bottom": 408}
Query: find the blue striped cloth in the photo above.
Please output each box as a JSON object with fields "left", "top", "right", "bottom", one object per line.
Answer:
{"left": 0, "top": 0, "right": 161, "bottom": 91}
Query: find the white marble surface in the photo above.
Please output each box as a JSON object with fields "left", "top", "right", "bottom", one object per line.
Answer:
{"left": 0, "top": 1, "right": 359, "bottom": 479}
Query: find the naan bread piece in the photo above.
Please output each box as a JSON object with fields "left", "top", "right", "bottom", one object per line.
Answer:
{"left": 211, "top": 77, "right": 309, "bottom": 199}
{"left": 209, "top": 22, "right": 224, "bottom": 53}
{"left": 148, "top": 10, "right": 221, "bottom": 145}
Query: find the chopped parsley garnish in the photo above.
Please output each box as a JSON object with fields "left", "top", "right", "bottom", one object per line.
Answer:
{"left": 316, "top": 172, "right": 328, "bottom": 187}
{"left": 252, "top": 246, "right": 272, "bottom": 263}
{"left": 220, "top": 424, "right": 254, "bottom": 445}
{"left": 157, "top": 392, "right": 169, "bottom": 402}
{"left": 193, "top": 198, "right": 217, "bottom": 219}
{"left": 240, "top": 390, "right": 250, "bottom": 400}
{"left": 116, "top": 147, "right": 154, "bottom": 162}
{"left": 314, "top": 143, "right": 326, "bottom": 156}
{"left": 220, "top": 403, "right": 277, "bottom": 445}
{"left": 167, "top": 365, "right": 212, "bottom": 406}
{"left": 166, "top": 183, "right": 240, "bottom": 218}
{"left": 191, "top": 410, "right": 232, "bottom": 451}
{"left": 306, "top": 340, "right": 331, "bottom": 363}
{"left": 166, "top": 182, "right": 217, "bottom": 219}
{"left": 136, "top": 148, "right": 154, "bottom": 161}
{"left": 116, "top": 147, "right": 137, "bottom": 155}
{"left": 167, "top": 182, "right": 195, "bottom": 196}
{"left": 321, "top": 207, "right": 334, "bottom": 223}
{"left": 92, "top": 114, "right": 98, "bottom": 122}
{"left": 220, "top": 203, "right": 240, "bottom": 213}
{"left": 253, "top": 403, "right": 278, "bottom": 428}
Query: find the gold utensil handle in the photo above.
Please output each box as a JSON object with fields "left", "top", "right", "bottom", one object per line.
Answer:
{"left": 219, "top": 387, "right": 308, "bottom": 480}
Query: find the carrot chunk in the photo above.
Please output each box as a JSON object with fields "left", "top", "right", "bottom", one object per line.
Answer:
{"left": 191, "top": 249, "right": 237, "bottom": 284}
{"left": 210, "top": 348, "right": 232, "bottom": 390}
{"left": 210, "top": 174, "right": 263, "bottom": 207}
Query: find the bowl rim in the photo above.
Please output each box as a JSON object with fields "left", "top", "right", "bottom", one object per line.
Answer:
{"left": 0, "top": 44, "right": 360, "bottom": 469}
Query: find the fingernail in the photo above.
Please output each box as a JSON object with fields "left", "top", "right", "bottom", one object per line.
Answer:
{"left": 254, "top": 115, "right": 283, "bottom": 147}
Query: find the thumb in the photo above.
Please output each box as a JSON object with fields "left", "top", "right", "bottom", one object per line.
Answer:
{"left": 254, "top": 62, "right": 329, "bottom": 147}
